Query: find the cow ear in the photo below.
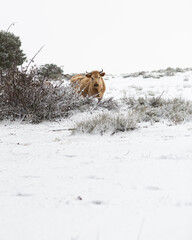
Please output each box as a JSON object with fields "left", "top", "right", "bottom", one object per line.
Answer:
{"left": 86, "top": 73, "right": 92, "bottom": 78}
{"left": 100, "top": 72, "right": 105, "bottom": 77}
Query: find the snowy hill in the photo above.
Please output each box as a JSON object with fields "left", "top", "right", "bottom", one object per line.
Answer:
{"left": 105, "top": 68, "right": 192, "bottom": 100}
{"left": 1, "top": 69, "right": 192, "bottom": 240}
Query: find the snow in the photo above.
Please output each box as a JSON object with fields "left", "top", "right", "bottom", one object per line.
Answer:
{"left": 1, "top": 71, "right": 192, "bottom": 240}
{"left": 105, "top": 71, "right": 192, "bottom": 100}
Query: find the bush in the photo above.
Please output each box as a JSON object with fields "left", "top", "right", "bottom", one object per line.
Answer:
{"left": 0, "top": 67, "right": 83, "bottom": 122}
{"left": 124, "top": 96, "right": 192, "bottom": 124}
{"left": 38, "top": 64, "right": 64, "bottom": 81}
{"left": 0, "top": 31, "right": 26, "bottom": 71}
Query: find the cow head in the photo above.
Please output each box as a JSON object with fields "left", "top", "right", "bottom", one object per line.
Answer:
{"left": 86, "top": 70, "right": 105, "bottom": 88}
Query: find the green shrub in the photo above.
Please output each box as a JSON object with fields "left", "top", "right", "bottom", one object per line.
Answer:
{"left": 0, "top": 31, "right": 26, "bottom": 71}
{"left": 38, "top": 64, "right": 64, "bottom": 80}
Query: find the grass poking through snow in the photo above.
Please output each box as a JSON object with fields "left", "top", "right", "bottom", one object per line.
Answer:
{"left": 72, "top": 112, "right": 138, "bottom": 135}
{"left": 72, "top": 97, "right": 192, "bottom": 134}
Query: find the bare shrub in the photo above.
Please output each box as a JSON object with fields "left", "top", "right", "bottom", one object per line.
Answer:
{"left": 92, "top": 97, "right": 119, "bottom": 111}
{"left": 0, "top": 67, "right": 86, "bottom": 122}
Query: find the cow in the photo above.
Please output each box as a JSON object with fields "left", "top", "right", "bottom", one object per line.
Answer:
{"left": 70, "top": 70, "right": 106, "bottom": 100}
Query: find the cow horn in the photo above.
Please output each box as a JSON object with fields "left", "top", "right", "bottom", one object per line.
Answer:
{"left": 99, "top": 69, "right": 103, "bottom": 74}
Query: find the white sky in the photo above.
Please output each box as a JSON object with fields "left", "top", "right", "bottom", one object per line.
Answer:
{"left": 1, "top": 0, "right": 192, "bottom": 73}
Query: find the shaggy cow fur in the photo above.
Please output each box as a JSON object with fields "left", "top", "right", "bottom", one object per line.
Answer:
{"left": 71, "top": 70, "right": 106, "bottom": 100}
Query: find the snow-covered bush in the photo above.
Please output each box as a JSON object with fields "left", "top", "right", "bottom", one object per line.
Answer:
{"left": 124, "top": 97, "right": 192, "bottom": 124}
{"left": 0, "top": 67, "right": 86, "bottom": 122}
{"left": 72, "top": 111, "right": 138, "bottom": 135}
{"left": 72, "top": 96, "right": 192, "bottom": 135}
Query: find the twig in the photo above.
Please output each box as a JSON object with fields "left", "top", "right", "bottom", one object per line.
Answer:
{"left": 51, "top": 128, "right": 76, "bottom": 132}
{"left": 158, "top": 91, "right": 165, "bottom": 99}
{"left": 137, "top": 217, "right": 145, "bottom": 240}
{"left": 7, "top": 22, "right": 15, "bottom": 32}
{"left": 26, "top": 45, "right": 45, "bottom": 71}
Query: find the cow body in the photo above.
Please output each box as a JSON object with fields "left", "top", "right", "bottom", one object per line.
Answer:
{"left": 71, "top": 70, "right": 106, "bottom": 100}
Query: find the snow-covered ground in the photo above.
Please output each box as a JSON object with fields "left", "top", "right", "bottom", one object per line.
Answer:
{"left": 105, "top": 71, "right": 192, "bottom": 100}
{"left": 1, "top": 71, "right": 192, "bottom": 240}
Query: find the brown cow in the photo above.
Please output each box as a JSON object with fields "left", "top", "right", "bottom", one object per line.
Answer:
{"left": 71, "top": 70, "right": 106, "bottom": 100}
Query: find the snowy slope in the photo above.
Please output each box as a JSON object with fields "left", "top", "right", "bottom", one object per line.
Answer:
{"left": 0, "top": 70, "right": 192, "bottom": 240}
{"left": 105, "top": 71, "right": 192, "bottom": 100}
